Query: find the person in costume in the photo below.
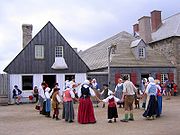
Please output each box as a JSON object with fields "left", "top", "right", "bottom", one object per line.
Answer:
{"left": 52, "top": 87, "right": 62, "bottom": 120}
{"left": 12, "top": 85, "right": 22, "bottom": 105}
{"left": 44, "top": 87, "right": 51, "bottom": 118}
{"left": 38, "top": 83, "right": 46, "bottom": 114}
{"left": 164, "top": 77, "right": 171, "bottom": 100}
{"left": 172, "top": 81, "right": 178, "bottom": 96}
{"left": 120, "top": 75, "right": 138, "bottom": 122}
{"left": 101, "top": 84, "right": 111, "bottom": 108}
{"left": 91, "top": 78, "right": 100, "bottom": 107}
{"left": 62, "top": 82, "right": 78, "bottom": 123}
{"left": 77, "top": 80, "right": 101, "bottom": 124}
{"left": 143, "top": 77, "right": 157, "bottom": 120}
{"left": 114, "top": 78, "right": 124, "bottom": 108}
{"left": 141, "top": 78, "right": 148, "bottom": 109}
{"left": 155, "top": 79, "right": 162, "bottom": 118}
{"left": 102, "top": 91, "right": 120, "bottom": 123}
{"left": 33, "top": 86, "right": 39, "bottom": 103}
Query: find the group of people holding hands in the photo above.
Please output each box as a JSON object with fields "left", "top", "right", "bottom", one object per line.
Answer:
{"left": 13, "top": 75, "right": 175, "bottom": 124}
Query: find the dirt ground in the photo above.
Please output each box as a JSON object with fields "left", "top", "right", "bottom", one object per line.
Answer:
{"left": 0, "top": 96, "right": 180, "bottom": 135}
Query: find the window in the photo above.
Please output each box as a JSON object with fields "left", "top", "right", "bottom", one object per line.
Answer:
{"left": 22, "top": 76, "right": 33, "bottom": 90}
{"left": 139, "top": 47, "right": 145, "bottom": 58}
{"left": 55, "top": 46, "right": 63, "bottom": 57}
{"left": 35, "top": 45, "right": 44, "bottom": 59}
{"left": 161, "top": 74, "right": 168, "bottom": 83}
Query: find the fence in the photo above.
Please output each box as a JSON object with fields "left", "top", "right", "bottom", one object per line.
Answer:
{"left": 0, "top": 74, "right": 9, "bottom": 105}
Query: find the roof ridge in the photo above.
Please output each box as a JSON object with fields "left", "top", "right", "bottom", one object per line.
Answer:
{"left": 81, "top": 31, "right": 131, "bottom": 53}
{"left": 163, "top": 12, "right": 180, "bottom": 21}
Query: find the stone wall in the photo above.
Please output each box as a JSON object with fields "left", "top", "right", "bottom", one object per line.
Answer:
{"left": 150, "top": 36, "right": 180, "bottom": 90}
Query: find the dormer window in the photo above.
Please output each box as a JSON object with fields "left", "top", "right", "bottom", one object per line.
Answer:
{"left": 139, "top": 47, "right": 145, "bottom": 58}
{"left": 55, "top": 46, "right": 63, "bottom": 57}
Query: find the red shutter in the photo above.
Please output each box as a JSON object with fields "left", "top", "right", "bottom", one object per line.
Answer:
{"left": 115, "top": 72, "right": 121, "bottom": 85}
{"left": 168, "top": 72, "right": 174, "bottom": 82}
{"left": 131, "top": 72, "right": 137, "bottom": 85}
{"left": 156, "top": 72, "right": 161, "bottom": 81}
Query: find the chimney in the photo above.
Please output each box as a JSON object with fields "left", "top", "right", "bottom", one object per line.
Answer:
{"left": 151, "top": 10, "right": 162, "bottom": 32}
{"left": 133, "top": 23, "right": 139, "bottom": 36}
{"left": 22, "top": 24, "right": 33, "bottom": 48}
{"left": 138, "top": 16, "right": 152, "bottom": 43}
{"left": 73, "top": 48, "right": 78, "bottom": 53}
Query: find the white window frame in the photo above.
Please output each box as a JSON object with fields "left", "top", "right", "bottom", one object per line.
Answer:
{"left": 55, "top": 46, "right": 63, "bottom": 57}
{"left": 161, "top": 74, "right": 168, "bottom": 83}
{"left": 139, "top": 47, "right": 145, "bottom": 58}
{"left": 22, "top": 75, "right": 33, "bottom": 91}
{"left": 35, "top": 45, "right": 44, "bottom": 59}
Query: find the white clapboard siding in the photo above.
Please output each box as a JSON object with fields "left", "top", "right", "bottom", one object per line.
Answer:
{"left": 33, "top": 74, "right": 43, "bottom": 88}
{"left": 56, "top": 74, "right": 65, "bottom": 91}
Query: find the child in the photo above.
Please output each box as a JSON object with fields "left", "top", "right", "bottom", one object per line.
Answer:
{"left": 134, "top": 85, "right": 141, "bottom": 109}
{"left": 101, "top": 84, "right": 112, "bottom": 108}
{"left": 102, "top": 91, "right": 120, "bottom": 123}
{"left": 63, "top": 82, "right": 78, "bottom": 123}
{"left": 52, "top": 88, "right": 62, "bottom": 120}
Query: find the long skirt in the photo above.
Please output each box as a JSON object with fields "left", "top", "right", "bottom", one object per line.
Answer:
{"left": 64, "top": 101, "right": 74, "bottom": 121}
{"left": 108, "top": 106, "right": 118, "bottom": 119}
{"left": 156, "top": 96, "right": 162, "bottom": 116}
{"left": 78, "top": 97, "right": 96, "bottom": 124}
{"left": 143, "top": 95, "right": 157, "bottom": 117}
{"left": 45, "top": 99, "right": 51, "bottom": 113}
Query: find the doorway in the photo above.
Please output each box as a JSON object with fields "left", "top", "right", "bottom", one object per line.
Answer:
{"left": 43, "top": 75, "right": 56, "bottom": 89}
{"left": 141, "top": 74, "right": 150, "bottom": 80}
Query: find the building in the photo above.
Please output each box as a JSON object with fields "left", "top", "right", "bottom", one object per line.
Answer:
{"left": 3, "top": 22, "right": 89, "bottom": 103}
{"left": 79, "top": 31, "right": 176, "bottom": 90}
{"left": 133, "top": 10, "right": 180, "bottom": 89}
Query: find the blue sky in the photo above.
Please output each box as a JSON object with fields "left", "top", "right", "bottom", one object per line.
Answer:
{"left": 0, "top": 0, "right": 179, "bottom": 73}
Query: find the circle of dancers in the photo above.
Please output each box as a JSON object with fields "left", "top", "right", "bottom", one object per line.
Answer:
{"left": 28, "top": 75, "right": 177, "bottom": 124}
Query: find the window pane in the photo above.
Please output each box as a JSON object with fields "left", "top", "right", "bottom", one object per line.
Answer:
{"left": 35, "top": 45, "right": 44, "bottom": 59}
{"left": 22, "top": 76, "right": 33, "bottom": 90}
{"left": 55, "top": 46, "right": 63, "bottom": 57}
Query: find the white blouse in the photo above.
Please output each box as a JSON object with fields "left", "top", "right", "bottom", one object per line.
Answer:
{"left": 102, "top": 95, "right": 120, "bottom": 103}
{"left": 78, "top": 84, "right": 96, "bottom": 98}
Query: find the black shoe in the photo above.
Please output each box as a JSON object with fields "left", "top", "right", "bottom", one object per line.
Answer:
{"left": 69, "top": 120, "right": 74, "bottom": 123}
{"left": 129, "top": 118, "right": 134, "bottom": 121}
{"left": 120, "top": 119, "right": 128, "bottom": 122}
{"left": 108, "top": 120, "right": 112, "bottom": 123}
{"left": 53, "top": 114, "right": 55, "bottom": 119}
{"left": 114, "top": 119, "right": 116, "bottom": 123}
{"left": 56, "top": 117, "right": 60, "bottom": 120}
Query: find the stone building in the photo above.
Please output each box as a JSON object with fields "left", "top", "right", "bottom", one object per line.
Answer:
{"left": 133, "top": 10, "right": 180, "bottom": 89}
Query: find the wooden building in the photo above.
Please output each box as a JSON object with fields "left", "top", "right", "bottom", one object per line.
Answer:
{"left": 3, "top": 22, "right": 89, "bottom": 103}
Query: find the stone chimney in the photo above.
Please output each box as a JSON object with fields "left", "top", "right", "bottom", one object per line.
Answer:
{"left": 133, "top": 23, "right": 139, "bottom": 36}
{"left": 22, "top": 24, "right": 33, "bottom": 48}
{"left": 151, "top": 10, "right": 162, "bottom": 32}
{"left": 138, "top": 16, "right": 152, "bottom": 43}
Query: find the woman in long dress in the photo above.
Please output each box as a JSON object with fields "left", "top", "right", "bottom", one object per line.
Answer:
{"left": 143, "top": 77, "right": 157, "bottom": 119}
{"left": 114, "top": 78, "right": 124, "bottom": 108}
{"left": 78, "top": 80, "right": 100, "bottom": 124}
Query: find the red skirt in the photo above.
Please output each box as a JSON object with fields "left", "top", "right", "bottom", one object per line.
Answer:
{"left": 78, "top": 97, "right": 96, "bottom": 124}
